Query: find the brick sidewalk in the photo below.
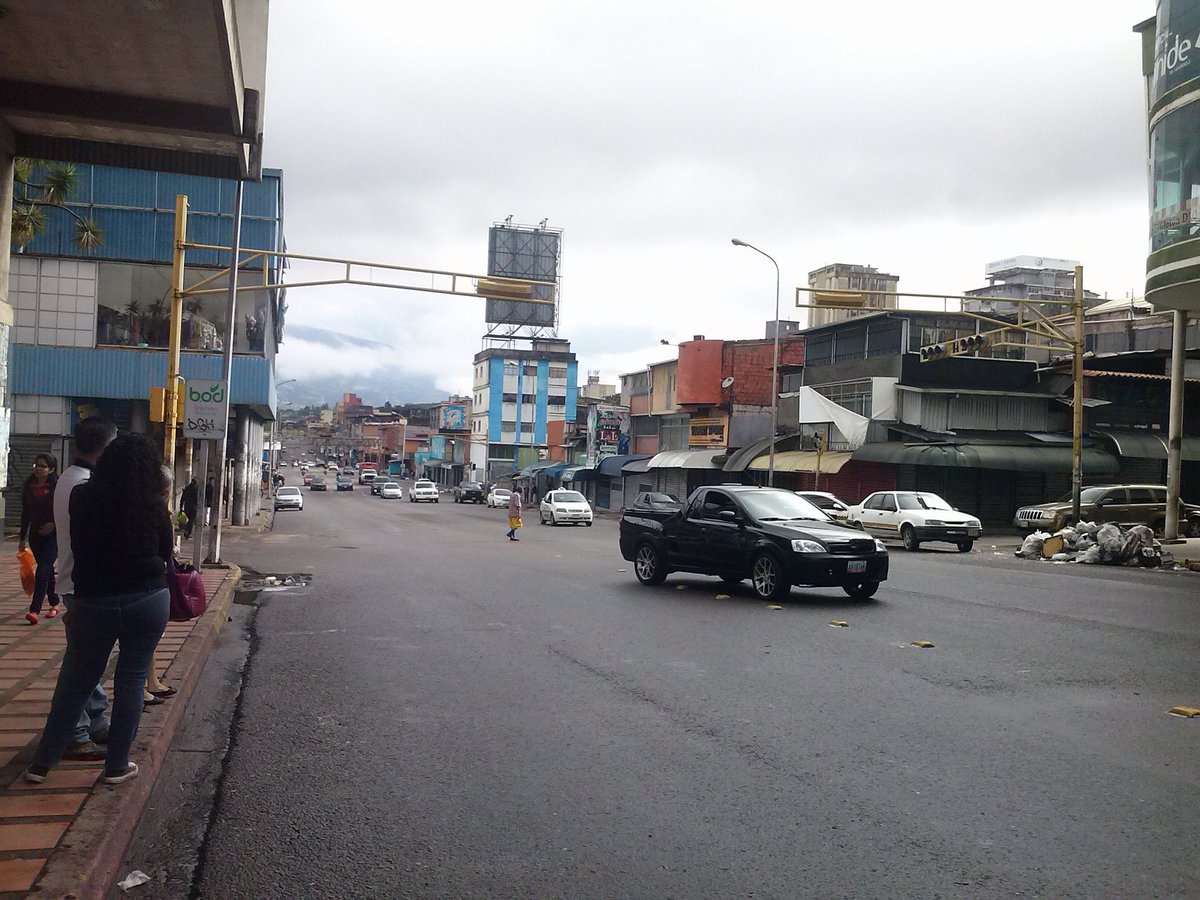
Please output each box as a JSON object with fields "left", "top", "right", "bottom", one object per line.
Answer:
{"left": 0, "top": 543, "right": 237, "bottom": 897}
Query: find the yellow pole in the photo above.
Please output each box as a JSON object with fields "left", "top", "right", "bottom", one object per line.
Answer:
{"left": 1071, "top": 265, "right": 1084, "bottom": 522}
{"left": 164, "top": 194, "right": 188, "bottom": 469}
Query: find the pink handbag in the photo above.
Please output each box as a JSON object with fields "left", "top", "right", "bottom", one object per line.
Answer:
{"left": 167, "top": 558, "right": 208, "bottom": 622}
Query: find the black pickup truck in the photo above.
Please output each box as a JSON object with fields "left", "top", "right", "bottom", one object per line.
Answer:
{"left": 619, "top": 485, "right": 889, "bottom": 600}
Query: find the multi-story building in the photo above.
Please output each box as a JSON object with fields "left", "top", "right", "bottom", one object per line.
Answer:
{"left": 807, "top": 263, "right": 899, "bottom": 328}
{"left": 6, "top": 163, "right": 284, "bottom": 526}
{"left": 963, "top": 256, "right": 1100, "bottom": 318}
{"left": 469, "top": 338, "right": 578, "bottom": 482}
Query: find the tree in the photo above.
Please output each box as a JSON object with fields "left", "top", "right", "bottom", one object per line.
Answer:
{"left": 11, "top": 159, "right": 103, "bottom": 251}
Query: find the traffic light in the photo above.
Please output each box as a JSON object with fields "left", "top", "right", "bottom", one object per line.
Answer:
{"left": 956, "top": 334, "right": 991, "bottom": 354}
{"left": 919, "top": 343, "right": 947, "bottom": 363}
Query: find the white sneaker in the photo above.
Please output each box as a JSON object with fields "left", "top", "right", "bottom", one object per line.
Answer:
{"left": 102, "top": 762, "right": 139, "bottom": 784}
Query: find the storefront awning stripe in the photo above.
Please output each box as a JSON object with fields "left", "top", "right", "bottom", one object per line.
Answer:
{"left": 851, "top": 442, "right": 1119, "bottom": 475}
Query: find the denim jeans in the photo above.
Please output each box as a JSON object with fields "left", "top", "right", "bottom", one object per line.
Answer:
{"left": 33, "top": 586, "right": 169, "bottom": 774}
{"left": 28, "top": 531, "right": 58, "bottom": 614}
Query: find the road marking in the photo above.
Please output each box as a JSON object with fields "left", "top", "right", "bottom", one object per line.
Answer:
{"left": 767, "top": 604, "right": 783, "bottom": 610}
{"left": 1167, "top": 706, "right": 1200, "bottom": 718}
{"left": 911, "top": 640, "right": 935, "bottom": 648}
{"left": 715, "top": 594, "right": 730, "bottom": 600}
{"left": 829, "top": 620, "right": 849, "bottom": 627}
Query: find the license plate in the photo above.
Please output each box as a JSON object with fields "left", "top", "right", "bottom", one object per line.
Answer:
{"left": 847, "top": 560, "right": 867, "bottom": 574}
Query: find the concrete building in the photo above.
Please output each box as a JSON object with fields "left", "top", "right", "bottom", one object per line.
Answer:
{"left": 469, "top": 339, "right": 579, "bottom": 482}
{"left": 807, "top": 263, "right": 899, "bottom": 328}
{"left": 963, "top": 256, "right": 1100, "bottom": 318}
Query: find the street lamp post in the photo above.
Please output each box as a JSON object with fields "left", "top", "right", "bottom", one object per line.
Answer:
{"left": 732, "top": 238, "right": 781, "bottom": 487}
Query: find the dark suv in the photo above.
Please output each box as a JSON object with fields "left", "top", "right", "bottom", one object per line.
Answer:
{"left": 1014, "top": 484, "right": 1200, "bottom": 536}
{"left": 454, "top": 481, "right": 485, "bottom": 504}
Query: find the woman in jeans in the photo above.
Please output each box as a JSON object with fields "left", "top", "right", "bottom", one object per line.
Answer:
{"left": 25, "top": 434, "right": 172, "bottom": 786}
{"left": 19, "top": 454, "right": 60, "bottom": 624}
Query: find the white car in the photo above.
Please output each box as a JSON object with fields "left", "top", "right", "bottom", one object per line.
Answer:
{"left": 795, "top": 490, "right": 851, "bottom": 522}
{"left": 846, "top": 490, "right": 981, "bottom": 552}
{"left": 487, "top": 488, "right": 512, "bottom": 508}
{"left": 274, "top": 486, "right": 304, "bottom": 511}
{"left": 359, "top": 470, "right": 377, "bottom": 485}
{"left": 409, "top": 480, "right": 440, "bottom": 503}
{"left": 378, "top": 481, "right": 403, "bottom": 500}
{"left": 540, "top": 489, "right": 593, "bottom": 526}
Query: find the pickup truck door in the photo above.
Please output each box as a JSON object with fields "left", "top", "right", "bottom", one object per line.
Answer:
{"left": 673, "top": 491, "right": 711, "bottom": 566}
{"left": 692, "top": 490, "right": 749, "bottom": 573}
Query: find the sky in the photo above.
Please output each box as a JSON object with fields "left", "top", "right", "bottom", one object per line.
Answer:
{"left": 265, "top": 1, "right": 1155, "bottom": 402}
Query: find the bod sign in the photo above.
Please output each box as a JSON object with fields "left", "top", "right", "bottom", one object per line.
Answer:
{"left": 182, "top": 379, "right": 227, "bottom": 439}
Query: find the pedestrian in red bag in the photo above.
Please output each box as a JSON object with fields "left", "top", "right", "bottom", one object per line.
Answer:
{"left": 19, "top": 454, "right": 59, "bottom": 624}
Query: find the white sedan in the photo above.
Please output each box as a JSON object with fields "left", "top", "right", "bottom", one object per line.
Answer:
{"left": 378, "top": 481, "right": 403, "bottom": 500}
{"left": 539, "top": 489, "right": 593, "bottom": 526}
{"left": 846, "top": 490, "right": 981, "bottom": 552}
{"left": 409, "top": 480, "right": 440, "bottom": 503}
{"left": 274, "top": 486, "right": 304, "bottom": 511}
{"left": 487, "top": 488, "right": 512, "bottom": 508}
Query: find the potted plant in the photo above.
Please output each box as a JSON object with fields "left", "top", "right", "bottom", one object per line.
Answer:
{"left": 125, "top": 300, "right": 143, "bottom": 345}
{"left": 147, "top": 297, "right": 168, "bottom": 346}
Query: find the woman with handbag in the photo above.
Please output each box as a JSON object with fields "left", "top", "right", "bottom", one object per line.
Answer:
{"left": 25, "top": 434, "right": 172, "bottom": 786}
{"left": 19, "top": 454, "right": 59, "bottom": 624}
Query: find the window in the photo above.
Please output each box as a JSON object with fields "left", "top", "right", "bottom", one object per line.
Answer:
{"left": 660, "top": 415, "right": 689, "bottom": 451}
{"left": 881, "top": 495, "right": 898, "bottom": 512}
{"left": 520, "top": 423, "right": 535, "bottom": 435}
{"left": 814, "top": 380, "right": 872, "bottom": 418}
{"left": 548, "top": 395, "right": 566, "bottom": 406}
{"left": 864, "top": 493, "right": 883, "bottom": 511}
{"left": 698, "top": 491, "right": 736, "bottom": 520}
{"left": 1128, "top": 488, "right": 1155, "bottom": 504}
{"left": 524, "top": 364, "right": 537, "bottom": 377}
{"left": 549, "top": 366, "right": 568, "bottom": 380}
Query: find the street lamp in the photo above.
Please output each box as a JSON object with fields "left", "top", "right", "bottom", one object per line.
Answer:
{"left": 732, "top": 238, "right": 781, "bottom": 487}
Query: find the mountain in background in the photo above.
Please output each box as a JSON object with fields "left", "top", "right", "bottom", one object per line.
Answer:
{"left": 277, "top": 324, "right": 444, "bottom": 407}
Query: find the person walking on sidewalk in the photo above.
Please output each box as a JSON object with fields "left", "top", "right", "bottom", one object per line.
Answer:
{"left": 19, "top": 454, "right": 59, "bottom": 625}
{"left": 25, "top": 433, "right": 173, "bottom": 786}
{"left": 180, "top": 477, "right": 199, "bottom": 539}
{"left": 506, "top": 490, "right": 523, "bottom": 542}
{"left": 52, "top": 417, "right": 118, "bottom": 763}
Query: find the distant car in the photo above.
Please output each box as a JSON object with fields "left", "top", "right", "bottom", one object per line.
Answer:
{"left": 359, "top": 470, "right": 378, "bottom": 486}
{"left": 409, "top": 480, "right": 439, "bottom": 502}
{"left": 327, "top": 462, "right": 339, "bottom": 472}
{"left": 309, "top": 475, "right": 327, "bottom": 491}
{"left": 1013, "top": 484, "right": 1200, "bottom": 536}
{"left": 379, "top": 481, "right": 403, "bottom": 500}
{"left": 795, "top": 491, "right": 851, "bottom": 523}
{"left": 370, "top": 478, "right": 386, "bottom": 495}
{"left": 291, "top": 460, "right": 299, "bottom": 467}
{"left": 302, "top": 472, "right": 315, "bottom": 486}
{"left": 274, "top": 486, "right": 304, "bottom": 511}
{"left": 454, "top": 481, "right": 485, "bottom": 503}
{"left": 487, "top": 488, "right": 512, "bottom": 508}
{"left": 846, "top": 490, "right": 981, "bottom": 552}
{"left": 540, "top": 489, "right": 593, "bottom": 526}
{"left": 336, "top": 475, "right": 354, "bottom": 491}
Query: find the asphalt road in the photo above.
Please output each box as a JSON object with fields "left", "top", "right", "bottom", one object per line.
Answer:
{"left": 136, "top": 476, "right": 1200, "bottom": 899}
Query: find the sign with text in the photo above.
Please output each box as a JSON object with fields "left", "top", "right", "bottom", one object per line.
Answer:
{"left": 182, "top": 379, "right": 227, "bottom": 439}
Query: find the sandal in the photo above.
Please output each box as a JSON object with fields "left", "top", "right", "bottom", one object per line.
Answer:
{"left": 148, "top": 686, "right": 177, "bottom": 698}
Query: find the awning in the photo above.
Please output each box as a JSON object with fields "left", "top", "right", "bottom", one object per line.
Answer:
{"left": 647, "top": 450, "right": 723, "bottom": 469}
{"left": 622, "top": 457, "right": 653, "bottom": 474}
{"left": 517, "top": 461, "right": 561, "bottom": 477}
{"left": 597, "top": 454, "right": 652, "bottom": 477}
{"left": 747, "top": 450, "right": 852, "bottom": 474}
{"left": 722, "top": 435, "right": 805, "bottom": 472}
{"left": 851, "top": 442, "right": 1119, "bottom": 476}
{"left": 1094, "top": 429, "right": 1200, "bottom": 461}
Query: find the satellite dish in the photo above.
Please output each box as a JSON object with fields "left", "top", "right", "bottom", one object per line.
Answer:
{"left": 721, "top": 376, "right": 735, "bottom": 388}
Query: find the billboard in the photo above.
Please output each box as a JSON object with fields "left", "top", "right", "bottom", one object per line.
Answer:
{"left": 486, "top": 224, "right": 560, "bottom": 327}
{"left": 586, "top": 403, "right": 630, "bottom": 467}
{"left": 439, "top": 404, "right": 466, "bottom": 431}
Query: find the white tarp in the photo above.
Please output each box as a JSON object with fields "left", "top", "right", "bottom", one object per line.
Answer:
{"left": 790, "top": 386, "right": 870, "bottom": 449}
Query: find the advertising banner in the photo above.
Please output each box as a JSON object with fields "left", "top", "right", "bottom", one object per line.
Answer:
{"left": 439, "top": 404, "right": 466, "bottom": 431}
{"left": 586, "top": 403, "right": 630, "bottom": 468}
{"left": 182, "top": 379, "right": 227, "bottom": 440}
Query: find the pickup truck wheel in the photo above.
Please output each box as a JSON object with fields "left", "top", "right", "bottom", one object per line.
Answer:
{"left": 901, "top": 525, "right": 920, "bottom": 551}
{"left": 842, "top": 580, "right": 879, "bottom": 600}
{"left": 634, "top": 543, "right": 668, "bottom": 585}
{"left": 750, "top": 553, "right": 789, "bottom": 601}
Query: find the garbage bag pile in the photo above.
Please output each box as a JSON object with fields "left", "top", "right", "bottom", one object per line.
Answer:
{"left": 1015, "top": 521, "right": 1169, "bottom": 567}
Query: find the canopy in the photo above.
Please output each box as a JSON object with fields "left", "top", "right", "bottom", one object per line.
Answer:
{"left": 851, "top": 442, "right": 1119, "bottom": 476}
{"left": 597, "top": 454, "right": 652, "bottom": 477}
{"left": 561, "top": 466, "right": 599, "bottom": 483}
{"left": 646, "top": 450, "right": 723, "bottom": 469}
{"left": 723, "top": 435, "right": 805, "bottom": 472}
{"left": 746, "top": 450, "right": 852, "bottom": 474}
{"left": 1094, "top": 429, "right": 1200, "bottom": 461}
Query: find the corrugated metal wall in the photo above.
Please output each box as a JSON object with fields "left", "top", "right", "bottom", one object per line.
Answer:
{"left": 898, "top": 391, "right": 1052, "bottom": 433}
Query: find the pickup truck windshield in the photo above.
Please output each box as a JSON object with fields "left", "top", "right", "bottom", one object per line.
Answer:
{"left": 735, "top": 491, "right": 830, "bottom": 523}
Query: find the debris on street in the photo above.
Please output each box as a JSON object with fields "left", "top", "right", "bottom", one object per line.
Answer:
{"left": 1013, "top": 520, "right": 1188, "bottom": 569}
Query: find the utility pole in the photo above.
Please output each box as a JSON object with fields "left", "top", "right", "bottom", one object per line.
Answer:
{"left": 1071, "top": 265, "right": 1085, "bottom": 522}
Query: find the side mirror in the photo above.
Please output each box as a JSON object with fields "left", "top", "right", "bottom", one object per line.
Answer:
{"left": 718, "top": 509, "right": 739, "bottom": 522}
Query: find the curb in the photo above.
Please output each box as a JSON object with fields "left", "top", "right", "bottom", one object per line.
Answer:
{"left": 32, "top": 566, "right": 242, "bottom": 899}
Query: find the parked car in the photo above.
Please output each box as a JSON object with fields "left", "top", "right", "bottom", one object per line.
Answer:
{"left": 336, "top": 475, "right": 354, "bottom": 491}
{"left": 274, "top": 486, "right": 304, "bottom": 511}
{"left": 379, "top": 481, "right": 403, "bottom": 500}
{"left": 619, "top": 485, "right": 888, "bottom": 600}
{"left": 409, "top": 480, "right": 440, "bottom": 502}
{"left": 539, "top": 490, "right": 594, "bottom": 526}
{"left": 487, "top": 488, "right": 512, "bottom": 508}
{"left": 309, "top": 475, "right": 327, "bottom": 491}
{"left": 846, "top": 491, "right": 981, "bottom": 552}
{"left": 359, "top": 470, "right": 378, "bottom": 486}
{"left": 1013, "top": 484, "right": 1200, "bottom": 536}
{"left": 795, "top": 490, "right": 851, "bottom": 522}
{"left": 454, "top": 481, "right": 485, "bottom": 503}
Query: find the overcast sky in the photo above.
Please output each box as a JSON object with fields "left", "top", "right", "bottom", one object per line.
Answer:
{"left": 266, "top": 1, "right": 1153, "bottom": 400}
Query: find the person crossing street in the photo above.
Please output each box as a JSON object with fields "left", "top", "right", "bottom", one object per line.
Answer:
{"left": 505, "top": 490, "right": 523, "bottom": 542}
